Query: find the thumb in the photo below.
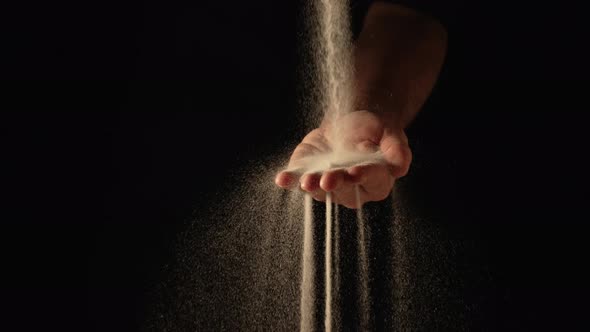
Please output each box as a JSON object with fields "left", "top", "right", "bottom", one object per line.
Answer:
{"left": 380, "top": 134, "right": 412, "bottom": 178}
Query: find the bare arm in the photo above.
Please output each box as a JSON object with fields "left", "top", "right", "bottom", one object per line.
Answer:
{"left": 353, "top": 2, "right": 447, "bottom": 129}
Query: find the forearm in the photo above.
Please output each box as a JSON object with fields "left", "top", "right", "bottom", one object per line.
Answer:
{"left": 353, "top": 2, "right": 448, "bottom": 130}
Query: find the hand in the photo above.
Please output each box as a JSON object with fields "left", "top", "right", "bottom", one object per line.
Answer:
{"left": 275, "top": 111, "right": 412, "bottom": 208}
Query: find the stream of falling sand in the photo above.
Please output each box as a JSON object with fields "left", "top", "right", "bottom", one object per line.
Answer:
{"left": 300, "top": 186, "right": 371, "bottom": 332}
{"left": 325, "top": 193, "right": 333, "bottom": 332}
{"left": 300, "top": 194, "right": 315, "bottom": 332}
{"left": 316, "top": 0, "right": 353, "bottom": 147}
{"left": 356, "top": 186, "right": 371, "bottom": 330}
{"left": 333, "top": 203, "right": 340, "bottom": 330}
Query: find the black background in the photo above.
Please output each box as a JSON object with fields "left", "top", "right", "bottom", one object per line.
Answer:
{"left": 3, "top": 0, "right": 589, "bottom": 331}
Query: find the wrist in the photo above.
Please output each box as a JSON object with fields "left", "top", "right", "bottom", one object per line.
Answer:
{"left": 353, "top": 89, "right": 411, "bottom": 130}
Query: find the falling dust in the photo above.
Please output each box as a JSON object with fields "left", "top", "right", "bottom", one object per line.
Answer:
{"left": 142, "top": 163, "right": 464, "bottom": 331}
{"left": 324, "top": 193, "right": 333, "bottom": 331}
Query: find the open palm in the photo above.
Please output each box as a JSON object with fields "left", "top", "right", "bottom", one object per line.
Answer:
{"left": 275, "top": 111, "right": 412, "bottom": 208}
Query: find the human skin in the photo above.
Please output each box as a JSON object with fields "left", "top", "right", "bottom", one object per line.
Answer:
{"left": 275, "top": 2, "right": 448, "bottom": 208}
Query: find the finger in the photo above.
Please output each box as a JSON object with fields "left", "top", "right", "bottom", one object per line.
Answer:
{"left": 310, "top": 190, "right": 327, "bottom": 202}
{"left": 348, "top": 164, "right": 394, "bottom": 201}
{"left": 300, "top": 173, "right": 322, "bottom": 192}
{"left": 319, "top": 169, "right": 346, "bottom": 192}
{"left": 275, "top": 171, "right": 298, "bottom": 189}
{"left": 331, "top": 185, "right": 358, "bottom": 209}
{"left": 380, "top": 136, "right": 412, "bottom": 178}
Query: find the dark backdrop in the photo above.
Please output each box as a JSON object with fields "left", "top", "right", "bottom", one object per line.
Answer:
{"left": 3, "top": 0, "right": 589, "bottom": 331}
